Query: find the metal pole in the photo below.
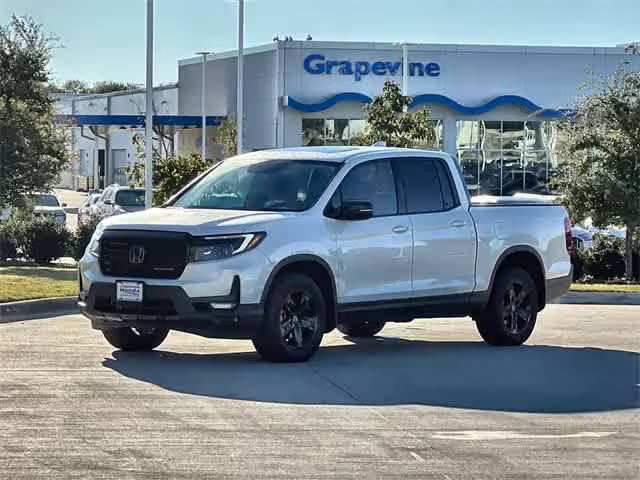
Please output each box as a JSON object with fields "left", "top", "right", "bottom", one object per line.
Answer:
{"left": 144, "top": 0, "right": 154, "bottom": 208}
{"left": 402, "top": 43, "right": 408, "bottom": 96}
{"left": 196, "top": 52, "right": 210, "bottom": 161}
{"left": 236, "top": 0, "right": 244, "bottom": 154}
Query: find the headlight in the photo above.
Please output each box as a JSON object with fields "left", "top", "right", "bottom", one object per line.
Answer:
{"left": 188, "top": 232, "right": 265, "bottom": 262}
{"left": 87, "top": 222, "right": 105, "bottom": 257}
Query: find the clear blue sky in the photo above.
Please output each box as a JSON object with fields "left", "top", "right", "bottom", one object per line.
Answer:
{"left": 2, "top": 0, "right": 638, "bottom": 85}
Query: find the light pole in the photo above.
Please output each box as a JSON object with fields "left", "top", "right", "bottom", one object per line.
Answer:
{"left": 144, "top": 0, "right": 154, "bottom": 209}
{"left": 236, "top": 0, "right": 244, "bottom": 154}
{"left": 195, "top": 51, "right": 210, "bottom": 162}
{"left": 402, "top": 42, "right": 408, "bottom": 98}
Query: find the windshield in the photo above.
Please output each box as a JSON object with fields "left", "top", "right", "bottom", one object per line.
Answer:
{"left": 172, "top": 159, "right": 340, "bottom": 211}
{"left": 32, "top": 194, "right": 59, "bottom": 207}
{"left": 115, "top": 190, "right": 145, "bottom": 207}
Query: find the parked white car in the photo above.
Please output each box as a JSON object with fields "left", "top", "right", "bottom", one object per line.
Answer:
{"left": 79, "top": 147, "right": 572, "bottom": 362}
{"left": 30, "top": 192, "right": 67, "bottom": 224}
{"left": 78, "top": 193, "right": 102, "bottom": 225}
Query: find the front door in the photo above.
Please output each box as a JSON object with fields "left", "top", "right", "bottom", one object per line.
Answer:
{"left": 330, "top": 159, "right": 413, "bottom": 304}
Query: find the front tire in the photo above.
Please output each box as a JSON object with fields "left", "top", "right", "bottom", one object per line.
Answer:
{"left": 336, "top": 319, "right": 386, "bottom": 337}
{"left": 252, "top": 273, "right": 326, "bottom": 362}
{"left": 476, "top": 266, "right": 538, "bottom": 346}
{"left": 102, "top": 327, "right": 169, "bottom": 351}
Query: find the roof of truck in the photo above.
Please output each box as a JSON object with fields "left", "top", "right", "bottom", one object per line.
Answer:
{"left": 233, "top": 146, "right": 444, "bottom": 163}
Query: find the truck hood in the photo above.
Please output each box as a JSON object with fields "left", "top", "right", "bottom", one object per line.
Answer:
{"left": 101, "top": 207, "right": 292, "bottom": 236}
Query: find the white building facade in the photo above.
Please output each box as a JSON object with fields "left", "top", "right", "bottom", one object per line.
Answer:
{"left": 179, "top": 40, "right": 639, "bottom": 195}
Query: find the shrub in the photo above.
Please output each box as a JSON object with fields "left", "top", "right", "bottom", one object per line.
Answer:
{"left": 570, "top": 248, "right": 586, "bottom": 281}
{"left": 0, "top": 220, "right": 17, "bottom": 260}
{"left": 583, "top": 234, "right": 626, "bottom": 281}
{"left": 72, "top": 214, "right": 102, "bottom": 260}
{"left": 5, "top": 210, "right": 71, "bottom": 263}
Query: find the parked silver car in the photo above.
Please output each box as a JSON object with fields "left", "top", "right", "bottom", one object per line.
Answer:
{"left": 95, "top": 185, "right": 146, "bottom": 218}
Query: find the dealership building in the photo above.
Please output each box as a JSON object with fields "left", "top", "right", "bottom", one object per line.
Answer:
{"left": 65, "top": 40, "right": 639, "bottom": 195}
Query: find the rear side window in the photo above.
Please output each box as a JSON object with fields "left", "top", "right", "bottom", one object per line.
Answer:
{"left": 394, "top": 158, "right": 443, "bottom": 213}
{"left": 115, "top": 190, "right": 145, "bottom": 207}
{"left": 340, "top": 159, "right": 397, "bottom": 216}
{"left": 434, "top": 160, "right": 458, "bottom": 210}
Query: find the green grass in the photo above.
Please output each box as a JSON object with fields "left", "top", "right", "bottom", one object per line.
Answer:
{"left": 2, "top": 265, "right": 637, "bottom": 302}
{"left": 571, "top": 283, "right": 640, "bottom": 293}
{"left": 0, "top": 266, "right": 77, "bottom": 302}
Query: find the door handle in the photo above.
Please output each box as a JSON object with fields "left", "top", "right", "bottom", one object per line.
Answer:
{"left": 449, "top": 220, "right": 466, "bottom": 228}
{"left": 392, "top": 225, "right": 409, "bottom": 234}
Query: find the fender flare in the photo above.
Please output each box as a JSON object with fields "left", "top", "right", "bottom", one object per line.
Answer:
{"left": 485, "top": 245, "right": 547, "bottom": 308}
{"left": 260, "top": 254, "right": 339, "bottom": 330}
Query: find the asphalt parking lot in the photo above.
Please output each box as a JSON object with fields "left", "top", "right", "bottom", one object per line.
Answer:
{"left": 0, "top": 304, "right": 638, "bottom": 479}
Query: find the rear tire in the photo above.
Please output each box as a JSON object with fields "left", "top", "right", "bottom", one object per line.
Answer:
{"left": 476, "top": 266, "right": 538, "bottom": 346}
{"left": 252, "top": 273, "right": 326, "bottom": 362}
{"left": 102, "top": 327, "right": 169, "bottom": 351}
{"left": 336, "top": 319, "right": 386, "bottom": 337}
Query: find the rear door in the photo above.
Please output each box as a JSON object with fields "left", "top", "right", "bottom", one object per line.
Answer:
{"left": 330, "top": 158, "right": 413, "bottom": 304}
{"left": 393, "top": 156, "right": 476, "bottom": 297}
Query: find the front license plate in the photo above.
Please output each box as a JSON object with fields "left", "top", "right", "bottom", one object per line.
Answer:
{"left": 116, "top": 281, "right": 143, "bottom": 302}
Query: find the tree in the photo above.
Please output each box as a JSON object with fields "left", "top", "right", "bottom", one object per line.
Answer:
{"left": 212, "top": 116, "right": 237, "bottom": 157}
{"left": 123, "top": 133, "right": 215, "bottom": 205}
{"left": 61, "top": 79, "right": 89, "bottom": 93}
{"left": 90, "top": 81, "right": 138, "bottom": 94}
{"left": 358, "top": 80, "right": 434, "bottom": 147}
{"left": 46, "top": 79, "right": 138, "bottom": 94}
{"left": 552, "top": 69, "right": 640, "bottom": 281}
{"left": 0, "top": 15, "right": 69, "bottom": 208}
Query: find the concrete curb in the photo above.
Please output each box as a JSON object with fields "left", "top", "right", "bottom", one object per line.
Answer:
{"left": 553, "top": 291, "right": 640, "bottom": 306}
{"left": 0, "top": 296, "right": 78, "bottom": 324}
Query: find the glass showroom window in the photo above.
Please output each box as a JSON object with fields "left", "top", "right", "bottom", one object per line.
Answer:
{"left": 302, "top": 118, "right": 444, "bottom": 149}
{"left": 456, "top": 121, "right": 481, "bottom": 194}
{"left": 348, "top": 119, "right": 367, "bottom": 145}
{"left": 325, "top": 119, "right": 350, "bottom": 146}
{"left": 302, "top": 118, "right": 360, "bottom": 146}
{"left": 456, "top": 120, "right": 558, "bottom": 196}
{"left": 302, "top": 119, "right": 325, "bottom": 146}
{"left": 415, "top": 120, "right": 444, "bottom": 151}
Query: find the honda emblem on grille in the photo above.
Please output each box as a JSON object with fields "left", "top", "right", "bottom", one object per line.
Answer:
{"left": 128, "top": 245, "right": 145, "bottom": 264}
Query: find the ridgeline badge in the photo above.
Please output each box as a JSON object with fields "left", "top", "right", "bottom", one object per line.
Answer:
{"left": 303, "top": 54, "right": 440, "bottom": 81}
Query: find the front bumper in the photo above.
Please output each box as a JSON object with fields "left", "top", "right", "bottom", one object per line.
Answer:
{"left": 79, "top": 281, "right": 264, "bottom": 339}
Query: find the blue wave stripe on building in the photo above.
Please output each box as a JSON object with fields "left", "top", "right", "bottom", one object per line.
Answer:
{"left": 286, "top": 93, "right": 569, "bottom": 117}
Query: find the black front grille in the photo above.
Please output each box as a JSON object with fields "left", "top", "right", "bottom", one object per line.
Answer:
{"left": 99, "top": 230, "right": 188, "bottom": 279}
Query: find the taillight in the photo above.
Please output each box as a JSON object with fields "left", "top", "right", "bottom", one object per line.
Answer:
{"left": 564, "top": 217, "right": 572, "bottom": 255}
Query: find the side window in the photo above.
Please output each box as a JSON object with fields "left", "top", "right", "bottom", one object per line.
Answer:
{"left": 434, "top": 160, "right": 459, "bottom": 210}
{"left": 394, "top": 158, "right": 444, "bottom": 213}
{"left": 340, "top": 159, "right": 397, "bottom": 217}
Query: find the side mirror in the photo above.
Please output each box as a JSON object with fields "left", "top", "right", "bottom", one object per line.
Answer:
{"left": 339, "top": 201, "right": 373, "bottom": 220}
{"left": 61, "top": 202, "right": 68, "bottom": 207}
{"left": 103, "top": 199, "right": 113, "bottom": 205}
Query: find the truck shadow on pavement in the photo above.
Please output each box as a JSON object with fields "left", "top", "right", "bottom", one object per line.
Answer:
{"left": 102, "top": 337, "right": 639, "bottom": 413}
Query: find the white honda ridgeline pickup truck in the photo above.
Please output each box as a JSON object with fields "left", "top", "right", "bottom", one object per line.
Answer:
{"left": 79, "top": 146, "right": 572, "bottom": 362}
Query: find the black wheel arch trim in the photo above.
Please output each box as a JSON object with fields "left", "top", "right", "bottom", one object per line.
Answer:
{"left": 485, "top": 245, "right": 547, "bottom": 309}
{"left": 260, "top": 254, "right": 339, "bottom": 331}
